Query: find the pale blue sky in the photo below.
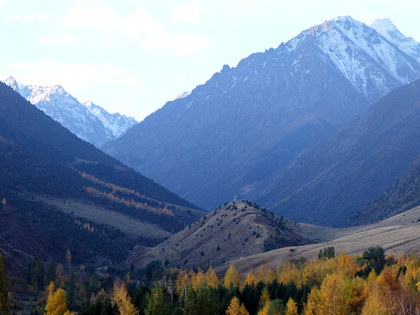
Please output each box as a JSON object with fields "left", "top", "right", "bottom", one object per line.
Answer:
{"left": 1, "top": 0, "right": 419, "bottom": 120}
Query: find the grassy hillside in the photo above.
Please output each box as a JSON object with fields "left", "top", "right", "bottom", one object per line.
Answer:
{"left": 124, "top": 201, "right": 311, "bottom": 270}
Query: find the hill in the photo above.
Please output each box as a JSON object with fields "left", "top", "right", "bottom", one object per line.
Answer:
{"left": 102, "top": 16, "right": 420, "bottom": 211}
{"left": 252, "top": 78, "right": 420, "bottom": 227}
{"left": 218, "top": 205, "right": 420, "bottom": 273}
{"left": 123, "top": 201, "right": 310, "bottom": 270}
{"left": 0, "top": 82, "right": 203, "bottom": 266}
{"left": 350, "top": 153, "right": 420, "bottom": 225}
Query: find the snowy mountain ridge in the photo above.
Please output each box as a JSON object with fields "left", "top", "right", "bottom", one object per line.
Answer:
{"left": 3, "top": 76, "right": 137, "bottom": 147}
{"left": 282, "top": 16, "right": 420, "bottom": 101}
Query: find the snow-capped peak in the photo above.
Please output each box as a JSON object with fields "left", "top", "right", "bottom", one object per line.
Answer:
{"left": 2, "top": 77, "right": 137, "bottom": 146}
{"left": 371, "top": 18, "right": 398, "bottom": 34}
{"left": 371, "top": 18, "right": 420, "bottom": 61}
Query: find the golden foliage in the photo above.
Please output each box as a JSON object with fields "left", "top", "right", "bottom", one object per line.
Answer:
{"left": 85, "top": 186, "right": 174, "bottom": 216}
{"left": 285, "top": 298, "right": 298, "bottom": 315}
{"left": 226, "top": 296, "right": 249, "bottom": 315}
{"left": 45, "top": 282, "right": 75, "bottom": 315}
{"left": 224, "top": 265, "right": 241, "bottom": 289}
{"left": 112, "top": 281, "right": 138, "bottom": 315}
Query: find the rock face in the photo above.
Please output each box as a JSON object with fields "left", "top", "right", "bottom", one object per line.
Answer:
{"left": 3, "top": 76, "right": 136, "bottom": 147}
{"left": 254, "top": 79, "right": 420, "bottom": 227}
{"left": 102, "top": 16, "right": 420, "bottom": 211}
{"left": 124, "top": 201, "right": 310, "bottom": 269}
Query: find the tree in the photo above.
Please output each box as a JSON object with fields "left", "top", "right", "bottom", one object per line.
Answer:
{"left": 318, "top": 247, "right": 335, "bottom": 260}
{"left": 357, "top": 247, "right": 386, "bottom": 275}
{"left": 184, "top": 283, "right": 218, "bottom": 315}
{"left": 144, "top": 283, "right": 172, "bottom": 315}
{"left": 65, "top": 249, "right": 72, "bottom": 266}
{"left": 45, "top": 282, "right": 75, "bottom": 315}
{"left": 224, "top": 265, "right": 241, "bottom": 289}
{"left": 206, "top": 267, "right": 219, "bottom": 288}
{"left": 226, "top": 296, "right": 249, "bottom": 315}
{"left": 0, "top": 254, "right": 10, "bottom": 315}
{"left": 285, "top": 298, "right": 298, "bottom": 315}
{"left": 46, "top": 259, "right": 56, "bottom": 285}
{"left": 112, "top": 281, "right": 138, "bottom": 315}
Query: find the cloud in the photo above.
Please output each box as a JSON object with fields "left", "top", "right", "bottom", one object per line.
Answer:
{"left": 170, "top": 2, "right": 201, "bottom": 23}
{"left": 9, "top": 61, "right": 144, "bottom": 94}
{"left": 62, "top": 4, "right": 212, "bottom": 54}
{"left": 40, "top": 34, "right": 79, "bottom": 46}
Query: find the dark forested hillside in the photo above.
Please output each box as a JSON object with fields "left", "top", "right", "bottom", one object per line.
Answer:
{"left": 0, "top": 82, "right": 203, "bottom": 266}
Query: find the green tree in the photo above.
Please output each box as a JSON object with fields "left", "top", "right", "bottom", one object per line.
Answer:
{"left": 318, "top": 247, "right": 335, "bottom": 260}
{"left": 357, "top": 247, "right": 386, "bottom": 275}
{"left": 144, "top": 283, "right": 172, "bottom": 315}
{"left": 46, "top": 259, "right": 56, "bottom": 285}
{"left": 184, "top": 283, "right": 218, "bottom": 315}
{"left": 0, "top": 254, "right": 10, "bottom": 315}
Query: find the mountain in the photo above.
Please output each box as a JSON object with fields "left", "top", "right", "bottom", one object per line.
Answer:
{"left": 102, "top": 16, "right": 420, "bottom": 210}
{"left": 253, "top": 79, "right": 420, "bottom": 227}
{"left": 350, "top": 153, "right": 420, "bottom": 225}
{"left": 371, "top": 18, "right": 420, "bottom": 61}
{"left": 0, "top": 82, "right": 203, "bottom": 266}
{"left": 3, "top": 76, "right": 137, "bottom": 147}
{"left": 123, "top": 201, "right": 310, "bottom": 270}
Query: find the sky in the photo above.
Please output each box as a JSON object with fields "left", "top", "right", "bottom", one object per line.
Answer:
{"left": 1, "top": 0, "right": 419, "bottom": 121}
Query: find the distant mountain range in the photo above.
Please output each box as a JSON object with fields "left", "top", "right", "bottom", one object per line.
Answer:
{"left": 0, "top": 82, "right": 202, "bottom": 266}
{"left": 102, "top": 16, "right": 420, "bottom": 222}
{"left": 3, "top": 76, "right": 137, "bottom": 147}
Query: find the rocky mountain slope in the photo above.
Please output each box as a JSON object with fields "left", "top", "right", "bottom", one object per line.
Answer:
{"left": 124, "top": 201, "right": 310, "bottom": 269}
{"left": 103, "top": 16, "right": 420, "bottom": 211}
{"left": 350, "top": 153, "right": 420, "bottom": 225}
{"left": 0, "top": 82, "right": 203, "bottom": 266}
{"left": 3, "top": 76, "right": 136, "bottom": 147}
{"left": 253, "top": 79, "right": 420, "bottom": 227}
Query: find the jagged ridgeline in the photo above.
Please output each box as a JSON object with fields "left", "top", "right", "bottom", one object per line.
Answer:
{"left": 0, "top": 82, "right": 204, "bottom": 266}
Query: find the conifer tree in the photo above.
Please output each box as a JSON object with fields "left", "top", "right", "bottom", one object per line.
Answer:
{"left": 206, "top": 266, "right": 219, "bottom": 288}
{"left": 184, "top": 283, "right": 218, "bottom": 315}
{"left": 112, "top": 281, "right": 138, "bottom": 315}
{"left": 226, "top": 296, "right": 249, "bottom": 315}
{"left": 285, "top": 298, "right": 298, "bottom": 315}
{"left": 144, "top": 283, "right": 171, "bottom": 315}
{"left": 224, "top": 265, "right": 241, "bottom": 289}
{"left": 0, "top": 254, "right": 10, "bottom": 315}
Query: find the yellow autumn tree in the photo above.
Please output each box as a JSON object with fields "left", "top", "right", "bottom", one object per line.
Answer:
{"left": 305, "top": 273, "right": 348, "bottom": 315}
{"left": 45, "top": 282, "right": 75, "bottom": 315}
{"left": 226, "top": 296, "right": 249, "bottom": 315}
{"left": 224, "top": 265, "right": 241, "bottom": 289}
{"left": 112, "top": 281, "right": 138, "bottom": 315}
{"left": 191, "top": 268, "right": 205, "bottom": 289}
{"left": 205, "top": 267, "right": 219, "bottom": 288}
{"left": 285, "top": 298, "right": 298, "bottom": 315}
{"left": 243, "top": 271, "right": 256, "bottom": 288}
{"left": 259, "top": 287, "right": 270, "bottom": 309}
{"left": 175, "top": 269, "right": 190, "bottom": 295}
